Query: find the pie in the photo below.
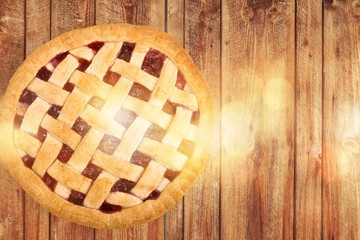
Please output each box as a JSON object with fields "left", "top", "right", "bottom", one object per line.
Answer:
{"left": 0, "top": 24, "right": 213, "bottom": 228}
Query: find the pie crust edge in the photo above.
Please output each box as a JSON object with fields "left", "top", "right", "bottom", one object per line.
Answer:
{"left": 0, "top": 23, "right": 213, "bottom": 229}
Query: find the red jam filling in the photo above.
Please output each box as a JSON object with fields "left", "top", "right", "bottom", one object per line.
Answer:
{"left": 63, "top": 82, "right": 75, "bottom": 92}
{"left": 114, "top": 108, "right": 137, "bottom": 128}
{"left": 48, "top": 105, "right": 62, "bottom": 119}
{"left": 36, "top": 127, "right": 47, "bottom": 142}
{"left": 103, "top": 71, "right": 120, "bottom": 86}
{"left": 130, "top": 151, "right": 152, "bottom": 167}
{"left": 164, "top": 169, "right": 180, "bottom": 181}
{"left": 175, "top": 71, "right": 186, "bottom": 90}
{"left": 14, "top": 115, "right": 24, "bottom": 129}
{"left": 145, "top": 124, "right": 166, "bottom": 142}
{"left": 36, "top": 66, "right": 52, "bottom": 81}
{"left": 19, "top": 89, "right": 37, "bottom": 105}
{"left": 111, "top": 178, "right": 136, "bottom": 193}
{"left": 141, "top": 49, "right": 166, "bottom": 78}
{"left": 77, "top": 59, "right": 91, "bottom": 72}
{"left": 118, "top": 42, "right": 135, "bottom": 62}
{"left": 128, "top": 83, "right": 152, "bottom": 102}
{"left": 22, "top": 155, "right": 35, "bottom": 168}
{"left": 100, "top": 202, "right": 122, "bottom": 214}
{"left": 82, "top": 162, "right": 102, "bottom": 180}
{"left": 98, "top": 135, "right": 121, "bottom": 155}
{"left": 87, "top": 41, "right": 104, "bottom": 52}
{"left": 50, "top": 51, "right": 69, "bottom": 68}
{"left": 42, "top": 173, "right": 57, "bottom": 191}
{"left": 68, "top": 191, "right": 86, "bottom": 205}
{"left": 72, "top": 118, "right": 91, "bottom": 137}
{"left": 57, "top": 144, "right": 74, "bottom": 163}
{"left": 144, "top": 190, "right": 161, "bottom": 201}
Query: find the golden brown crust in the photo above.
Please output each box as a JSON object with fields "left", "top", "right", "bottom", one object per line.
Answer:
{"left": 0, "top": 24, "right": 213, "bottom": 229}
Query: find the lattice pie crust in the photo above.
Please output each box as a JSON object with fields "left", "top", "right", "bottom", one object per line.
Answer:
{"left": 0, "top": 24, "right": 213, "bottom": 228}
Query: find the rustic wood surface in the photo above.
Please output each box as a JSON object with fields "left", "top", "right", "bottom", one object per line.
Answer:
{"left": 0, "top": 0, "right": 359, "bottom": 239}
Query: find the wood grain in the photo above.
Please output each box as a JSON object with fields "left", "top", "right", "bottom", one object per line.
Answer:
{"left": 95, "top": 1, "right": 165, "bottom": 238}
{"left": 323, "top": 1, "right": 360, "bottom": 239}
{"left": 0, "top": 0, "right": 25, "bottom": 239}
{"left": 26, "top": 0, "right": 50, "bottom": 55}
{"left": 96, "top": 0, "right": 164, "bottom": 28}
{"left": 183, "top": 0, "right": 220, "bottom": 239}
{"left": 50, "top": 1, "right": 95, "bottom": 239}
{"left": 24, "top": 1, "right": 51, "bottom": 239}
{"left": 167, "top": 0, "right": 184, "bottom": 44}
{"left": 221, "top": 0, "right": 295, "bottom": 239}
{"left": 295, "top": 0, "right": 323, "bottom": 239}
{"left": 96, "top": 221, "right": 163, "bottom": 240}
{"left": 51, "top": 0, "right": 95, "bottom": 38}
{"left": 165, "top": 1, "right": 185, "bottom": 239}
{"left": 2, "top": 1, "right": 360, "bottom": 239}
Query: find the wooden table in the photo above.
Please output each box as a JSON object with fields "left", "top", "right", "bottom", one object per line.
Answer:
{"left": 0, "top": 0, "right": 359, "bottom": 239}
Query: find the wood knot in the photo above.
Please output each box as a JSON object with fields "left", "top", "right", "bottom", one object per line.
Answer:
{"left": 167, "top": 5, "right": 177, "bottom": 18}
{"left": 353, "top": 1, "right": 360, "bottom": 16}
{"left": 241, "top": 7, "right": 254, "bottom": 20}
{"left": 309, "top": 144, "right": 322, "bottom": 168}
{"left": 267, "top": 5, "right": 279, "bottom": 17}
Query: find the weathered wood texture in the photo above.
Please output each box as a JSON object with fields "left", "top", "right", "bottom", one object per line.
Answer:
{"left": 183, "top": 0, "right": 220, "bottom": 240}
{"left": 0, "top": 1, "right": 25, "bottom": 240}
{"left": 1, "top": 0, "right": 360, "bottom": 239}
{"left": 295, "top": 0, "right": 323, "bottom": 239}
{"left": 221, "top": 0, "right": 295, "bottom": 239}
{"left": 96, "top": 0, "right": 164, "bottom": 27}
{"left": 51, "top": 0, "right": 95, "bottom": 38}
{"left": 323, "top": 1, "right": 360, "bottom": 239}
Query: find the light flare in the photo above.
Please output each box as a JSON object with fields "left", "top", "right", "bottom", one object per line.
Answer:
{"left": 263, "top": 77, "right": 293, "bottom": 110}
{"left": 221, "top": 101, "right": 255, "bottom": 158}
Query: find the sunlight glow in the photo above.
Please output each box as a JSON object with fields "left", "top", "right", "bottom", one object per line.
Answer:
{"left": 263, "top": 77, "right": 293, "bottom": 110}
{"left": 342, "top": 138, "right": 360, "bottom": 154}
{"left": 221, "top": 101, "right": 254, "bottom": 157}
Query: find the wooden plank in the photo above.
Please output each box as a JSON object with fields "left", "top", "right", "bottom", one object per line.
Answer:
{"left": 24, "top": 1, "right": 51, "bottom": 239}
{"left": 50, "top": 1, "right": 95, "bottom": 239}
{"left": 24, "top": 197, "right": 49, "bottom": 240}
{"left": 95, "top": 1, "right": 165, "bottom": 239}
{"left": 183, "top": 0, "right": 220, "bottom": 239}
{"left": 167, "top": 0, "right": 184, "bottom": 44}
{"left": 0, "top": 1, "right": 25, "bottom": 239}
{"left": 26, "top": 0, "right": 51, "bottom": 55}
{"left": 96, "top": 221, "right": 163, "bottom": 240}
{"left": 221, "top": 1, "right": 295, "bottom": 239}
{"left": 165, "top": 1, "right": 185, "bottom": 239}
{"left": 95, "top": 0, "right": 164, "bottom": 27}
{"left": 323, "top": 1, "right": 360, "bottom": 239}
{"left": 295, "top": 0, "right": 323, "bottom": 239}
{"left": 51, "top": 0, "right": 95, "bottom": 38}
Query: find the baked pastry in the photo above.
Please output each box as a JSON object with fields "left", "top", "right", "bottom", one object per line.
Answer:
{"left": 0, "top": 24, "right": 212, "bottom": 228}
